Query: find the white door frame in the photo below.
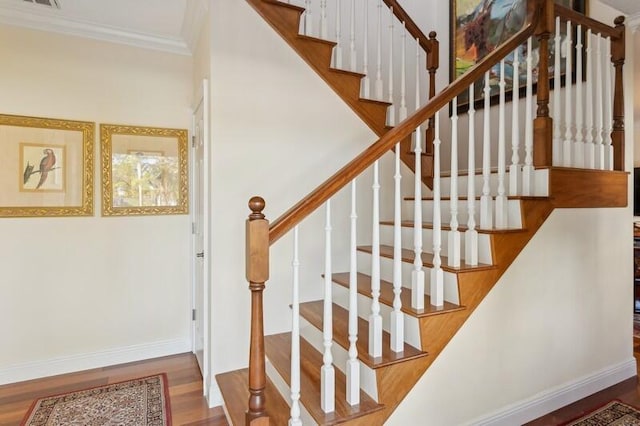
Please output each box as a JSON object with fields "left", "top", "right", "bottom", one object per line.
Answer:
{"left": 191, "top": 78, "right": 210, "bottom": 396}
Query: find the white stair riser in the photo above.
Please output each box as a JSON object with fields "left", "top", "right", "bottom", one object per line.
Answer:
{"left": 430, "top": 169, "right": 549, "bottom": 197}
{"left": 265, "top": 359, "right": 317, "bottom": 426}
{"left": 379, "top": 224, "right": 493, "bottom": 265}
{"left": 331, "top": 282, "right": 422, "bottom": 351}
{"left": 356, "top": 251, "right": 460, "bottom": 304}
{"left": 403, "top": 199, "right": 523, "bottom": 229}
{"left": 299, "top": 318, "right": 379, "bottom": 402}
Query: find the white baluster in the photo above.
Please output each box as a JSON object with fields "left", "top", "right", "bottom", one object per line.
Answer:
{"left": 399, "top": 22, "right": 408, "bottom": 121}
{"left": 595, "top": 34, "right": 604, "bottom": 169}
{"left": 495, "top": 59, "right": 508, "bottom": 229}
{"left": 573, "top": 25, "right": 584, "bottom": 168}
{"left": 552, "top": 16, "right": 562, "bottom": 166}
{"left": 362, "top": 0, "right": 370, "bottom": 98}
{"left": 333, "top": 0, "right": 342, "bottom": 68}
{"left": 346, "top": 180, "right": 360, "bottom": 406}
{"left": 563, "top": 20, "right": 573, "bottom": 167}
{"left": 349, "top": 0, "right": 356, "bottom": 71}
{"left": 509, "top": 48, "right": 522, "bottom": 196}
{"left": 289, "top": 226, "right": 302, "bottom": 426}
{"left": 304, "top": 0, "right": 313, "bottom": 36}
{"left": 448, "top": 97, "right": 461, "bottom": 267}
{"left": 411, "top": 48, "right": 425, "bottom": 311}
{"left": 522, "top": 37, "right": 535, "bottom": 196}
{"left": 480, "top": 71, "right": 493, "bottom": 229}
{"left": 387, "top": 7, "right": 395, "bottom": 126}
{"left": 320, "top": 0, "right": 327, "bottom": 39}
{"left": 375, "top": 0, "right": 383, "bottom": 100}
{"left": 321, "top": 200, "right": 335, "bottom": 413}
{"left": 390, "top": 143, "right": 404, "bottom": 352}
{"left": 414, "top": 38, "right": 420, "bottom": 111}
{"left": 369, "top": 161, "right": 383, "bottom": 358}
{"left": 431, "top": 111, "right": 444, "bottom": 307}
{"left": 465, "top": 83, "right": 479, "bottom": 266}
{"left": 604, "top": 36, "right": 614, "bottom": 170}
{"left": 585, "top": 29, "right": 595, "bottom": 169}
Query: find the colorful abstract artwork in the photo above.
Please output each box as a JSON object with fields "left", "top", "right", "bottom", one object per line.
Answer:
{"left": 450, "top": 0, "right": 586, "bottom": 110}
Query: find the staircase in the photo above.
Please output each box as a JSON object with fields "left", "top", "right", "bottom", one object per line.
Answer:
{"left": 216, "top": 0, "right": 628, "bottom": 424}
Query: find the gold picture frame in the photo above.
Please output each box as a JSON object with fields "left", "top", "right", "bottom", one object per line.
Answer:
{"left": 100, "top": 124, "right": 188, "bottom": 216}
{"left": 0, "top": 113, "right": 94, "bottom": 217}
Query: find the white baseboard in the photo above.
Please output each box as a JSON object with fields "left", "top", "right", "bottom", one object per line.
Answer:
{"left": 0, "top": 338, "right": 191, "bottom": 385}
{"left": 469, "top": 358, "right": 637, "bottom": 426}
{"left": 208, "top": 379, "right": 223, "bottom": 408}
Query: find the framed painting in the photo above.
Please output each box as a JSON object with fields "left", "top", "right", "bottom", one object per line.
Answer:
{"left": 100, "top": 124, "right": 188, "bottom": 216}
{"left": 0, "top": 113, "right": 94, "bottom": 217}
{"left": 450, "top": 0, "right": 587, "bottom": 111}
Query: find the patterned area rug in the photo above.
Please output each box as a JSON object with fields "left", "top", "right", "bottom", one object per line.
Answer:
{"left": 21, "top": 374, "right": 171, "bottom": 426}
{"left": 565, "top": 401, "right": 640, "bottom": 425}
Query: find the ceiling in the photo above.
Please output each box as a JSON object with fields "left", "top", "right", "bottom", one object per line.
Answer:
{"left": 0, "top": 0, "right": 207, "bottom": 55}
{"left": 598, "top": 0, "right": 640, "bottom": 15}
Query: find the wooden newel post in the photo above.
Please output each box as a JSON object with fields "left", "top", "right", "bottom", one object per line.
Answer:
{"left": 533, "top": 0, "right": 553, "bottom": 167}
{"left": 611, "top": 16, "right": 625, "bottom": 171}
{"left": 245, "top": 196, "right": 270, "bottom": 426}
{"left": 425, "top": 31, "right": 439, "bottom": 150}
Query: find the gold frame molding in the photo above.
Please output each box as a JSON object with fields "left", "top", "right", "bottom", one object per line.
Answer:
{"left": 0, "top": 113, "right": 94, "bottom": 217}
{"left": 100, "top": 124, "right": 189, "bottom": 216}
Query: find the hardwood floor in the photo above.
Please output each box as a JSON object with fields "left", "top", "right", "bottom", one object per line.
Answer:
{"left": 1, "top": 341, "right": 639, "bottom": 426}
{"left": 0, "top": 353, "right": 229, "bottom": 426}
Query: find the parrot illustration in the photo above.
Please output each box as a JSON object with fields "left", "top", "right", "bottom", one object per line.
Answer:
{"left": 36, "top": 149, "right": 56, "bottom": 189}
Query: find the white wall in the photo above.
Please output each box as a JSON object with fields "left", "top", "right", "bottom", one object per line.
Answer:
{"left": 0, "top": 25, "right": 194, "bottom": 384}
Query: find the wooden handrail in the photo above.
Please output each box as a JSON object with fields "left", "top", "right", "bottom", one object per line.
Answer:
{"left": 269, "top": 0, "right": 540, "bottom": 245}
{"left": 382, "top": 0, "right": 433, "bottom": 54}
{"left": 554, "top": 4, "right": 622, "bottom": 39}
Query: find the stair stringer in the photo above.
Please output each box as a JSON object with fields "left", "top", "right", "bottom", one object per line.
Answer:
{"left": 344, "top": 198, "right": 556, "bottom": 424}
{"left": 245, "top": 0, "right": 433, "bottom": 188}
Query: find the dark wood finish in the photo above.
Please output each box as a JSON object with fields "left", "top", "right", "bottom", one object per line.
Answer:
{"left": 245, "top": 196, "right": 270, "bottom": 425}
{"left": 265, "top": 332, "right": 384, "bottom": 425}
{"left": 331, "top": 272, "right": 465, "bottom": 317}
{"left": 216, "top": 369, "right": 290, "bottom": 426}
{"left": 554, "top": 4, "right": 621, "bottom": 39}
{"left": 548, "top": 168, "right": 628, "bottom": 208}
{"left": 379, "top": 219, "right": 527, "bottom": 234}
{"left": 533, "top": 0, "right": 553, "bottom": 168}
{"left": 299, "top": 301, "right": 428, "bottom": 368}
{"left": 359, "top": 244, "right": 495, "bottom": 274}
{"left": 266, "top": 2, "right": 540, "bottom": 244}
{"left": 0, "top": 353, "right": 227, "bottom": 426}
{"left": 612, "top": 16, "right": 626, "bottom": 171}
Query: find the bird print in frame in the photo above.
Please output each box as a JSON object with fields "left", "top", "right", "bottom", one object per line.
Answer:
{"left": 20, "top": 143, "right": 65, "bottom": 192}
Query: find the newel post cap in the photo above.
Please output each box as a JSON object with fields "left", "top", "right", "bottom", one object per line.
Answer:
{"left": 248, "top": 196, "right": 265, "bottom": 220}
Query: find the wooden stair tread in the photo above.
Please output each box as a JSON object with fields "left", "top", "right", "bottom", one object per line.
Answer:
{"left": 299, "top": 301, "right": 428, "bottom": 368}
{"left": 216, "top": 368, "right": 290, "bottom": 426}
{"left": 331, "top": 272, "right": 465, "bottom": 318}
{"left": 297, "top": 33, "right": 337, "bottom": 47}
{"left": 265, "top": 332, "right": 385, "bottom": 425}
{"left": 379, "top": 220, "right": 526, "bottom": 234}
{"left": 358, "top": 244, "right": 495, "bottom": 273}
{"left": 262, "top": 0, "right": 305, "bottom": 12}
{"left": 405, "top": 195, "right": 550, "bottom": 201}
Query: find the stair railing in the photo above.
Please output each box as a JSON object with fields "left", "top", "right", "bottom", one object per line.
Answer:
{"left": 243, "top": 0, "right": 625, "bottom": 424}
{"left": 289, "top": 0, "right": 438, "bottom": 129}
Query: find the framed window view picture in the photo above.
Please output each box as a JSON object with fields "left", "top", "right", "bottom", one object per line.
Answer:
{"left": 450, "top": 0, "right": 587, "bottom": 111}
{"left": 0, "top": 113, "right": 94, "bottom": 217}
{"left": 100, "top": 124, "right": 188, "bottom": 216}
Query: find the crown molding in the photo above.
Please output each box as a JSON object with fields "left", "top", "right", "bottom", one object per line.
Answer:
{"left": 0, "top": 0, "right": 191, "bottom": 56}
{"left": 627, "top": 13, "right": 640, "bottom": 32}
